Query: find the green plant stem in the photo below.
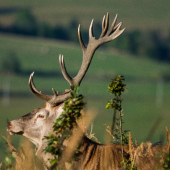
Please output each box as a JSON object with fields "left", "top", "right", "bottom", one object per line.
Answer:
{"left": 111, "top": 97, "right": 118, "bottom": 136}
{"left": 118, "top": 95, "right": 124, "bottom": 163}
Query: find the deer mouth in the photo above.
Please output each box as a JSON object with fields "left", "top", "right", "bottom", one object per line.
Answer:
{"left": 9, "top": 130, "right": 24, "bottom": 135}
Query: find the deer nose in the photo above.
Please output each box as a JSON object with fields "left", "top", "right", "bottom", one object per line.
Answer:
{"left": 7, "top": 122, "right": 13, "bottom": 131}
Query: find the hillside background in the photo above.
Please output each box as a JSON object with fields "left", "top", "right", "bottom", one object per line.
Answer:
{"left": 0, "top": 0, "right": 170, "bottom": 162}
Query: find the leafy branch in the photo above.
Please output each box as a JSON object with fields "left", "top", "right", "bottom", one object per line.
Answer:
{"left": 45, "top": 85, "right": 86, "bottom": 168}
{"left": 106, "top": 75, "right": 128, "bottom": 164}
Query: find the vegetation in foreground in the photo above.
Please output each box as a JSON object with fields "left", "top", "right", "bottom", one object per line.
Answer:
{"left": 1, "top": 34, "right": 170, "bottom": 162}
{"left": 2, "top": 75, "right": 170, "bottom": 169}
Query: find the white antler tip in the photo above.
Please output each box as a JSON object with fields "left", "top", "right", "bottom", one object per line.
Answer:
{"left": 89, "top": 19, "right": 94, "bottom": 38}
{"left": 59, "top": 54, "right": 63, "bottom": 63}
{"left": 61, "top": 55, "right": 64, "bottom": 62}
{"left": 30, "top": 72, "right": 34, "bottom": 79}
{"left": 115, "top": 22, "right": 122, "bottom": 30}
{"left": 122, "top": 28, "right": 126, "bottom": 31}
{"left": 78, "top": 24, "right": 81, "bottom": 30}
{"left": 29, "top": 72, "right": 34, "bottom": 83}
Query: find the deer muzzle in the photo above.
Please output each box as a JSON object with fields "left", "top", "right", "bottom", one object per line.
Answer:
{"left": 7, "top": 121, "right": 24, "bottom": 135}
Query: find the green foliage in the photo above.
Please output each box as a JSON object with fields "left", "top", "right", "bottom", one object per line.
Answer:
{"left": 38, "top": 22, "right": 53, "bottom": 38}
{"left": 106, "top": 75, "right": 128, "bottom": 144}
{"left": 1, "top": 7, "right": 170, "bottom": 62}
{"left": 107, "top": 75, "right": 126, "bottom": 96}
{"left": 3, "top": 156, "right": 13, "bottom": 170}
{"left": 1, "top": 51, "right": 21, "bottom": 74}
{"left": 121, "top": 157, "right": 137, "bottom": 170}
{"left": 45, "top": 85, "right": 86, "bottom": 167}
{"left": 145, "top": 30, "right": 170, "bottom": 62}
{"left": 13, "top": 9, "right": 38, "bottom": 35}
{"left": 105, "top": 98, "right": 121, "bottom": 111}
{"left": 163, "top": 153, "right": 170, "bottom": 170}
{"left": 106, "top": 75, "right": 136, "bottom": 169}
{"left": 1, "top": 34, "right": 170, "bottom": 163}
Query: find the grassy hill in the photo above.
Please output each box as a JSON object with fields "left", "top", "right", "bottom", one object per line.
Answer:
{"left": 0, "top": 33, "right": 170, "bottom": 161}
{"left": 0, "top": 0, "right": 170, "bottom": 32}
{"left": 0, "top": 1, "right": 170, "bottom": 165}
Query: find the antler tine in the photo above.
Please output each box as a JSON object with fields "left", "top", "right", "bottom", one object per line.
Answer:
{"left": 97, "top": 14, "right": 125, "bottom": 44}
{"left": 29, "top": 72, "right": 41, "bottom": 94}
{"left": 29, "top": 72, "right": 71, "bottom": 106}
{"left": 67, "top": 12, "right": 124, "bottom": 87}
{"left": 52, "top": 88, "right": 58, "bottom": 96}
{"left": 100, "top": 12, "right": 109, "bottom": 38}
{"left": 59, "top": 54, "right": 73, "bottom": 86}
{"left": 100, "top": 15, "right": 106, "bottom": 38}
{"left": 29, "top": 72, "right": 51, "bottom": 101}
{"left": 89, "top": 19, "right": 94, "bottom": 39}
{"left": 102, "top": 15, "right": 105, "bottom": 29}
{"left": 78, "top": 24, "right": 86, "bottom": 53}
{"left": 99, "top": 13, "right": 125, "bottom": 42}
{"left": 106, "top": 14, "right": 118, "bottom": 36}
{"left": 29, "top": 13, "right": 124, "bottom": 106}
{"left": 109, "top": 22, "right": 125, "bottom": 40}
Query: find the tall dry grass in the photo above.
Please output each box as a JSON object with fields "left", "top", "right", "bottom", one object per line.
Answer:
{"left": 58, "top": 109, "right": 98, "bottom": 169}
{"left": 2, "top": 110, "right": 170, "bottom": 170}
{"left": 2, "top": 132, "right": 46, "bottom": 170}
{"left": 1, "top": 109, "right": 98, "bottom": 170}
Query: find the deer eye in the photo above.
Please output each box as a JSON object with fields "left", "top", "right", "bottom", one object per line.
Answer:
{"left": 37, "top": 114, "right": 44, "bottom": 118}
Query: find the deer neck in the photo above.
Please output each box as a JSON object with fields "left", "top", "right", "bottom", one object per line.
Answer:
{"left": 36, "top": 140, "right": 53, "bottom": 168}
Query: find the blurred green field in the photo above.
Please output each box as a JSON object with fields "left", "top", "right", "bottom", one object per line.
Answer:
{"left": 0, "top": 1, "right": 170, "bottom": 167}
{"left": 1, "top": 33, "right": 170, "bottom": 163}
{"left": 1, "top": 0, "right": 170, "bottom": 32}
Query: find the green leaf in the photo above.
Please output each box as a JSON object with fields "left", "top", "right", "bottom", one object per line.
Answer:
{"left": 71, "top": 92, "right": 76, "bottom": 98}
{"left": 50, "top": 159, "right": 57, "bottom": 165}
{"left": 75, "top": 85, "right": 79, "bottom": 94}
{"left": 70, "top": 85, "right": 75, "bottom": 91}
{"left": 56, "top": 118, "right": 62, "bottom": 123}
{"left": 105, "top": 103, "right": 110, "bottom": 109}
{"left": 164, "top": 164, "right": 168, "bottom": 168}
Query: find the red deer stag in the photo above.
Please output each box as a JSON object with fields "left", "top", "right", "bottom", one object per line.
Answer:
{"left": 6, "top": 13, "right": 168, "bottom": 170}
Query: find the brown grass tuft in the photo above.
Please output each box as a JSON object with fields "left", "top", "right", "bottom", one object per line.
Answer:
{"left": 166, "top": 127, "right": 170, "bottom": 154}
{"left": 59, "top": 109, "right": 98, "bottom": 169}
{"left": 77, "top": 109, "right": 99, "bottom": 143}
{"left": 135, "top": 136, "right": 139, "bottom": 147}
{"left": 2, "top": 132, "right": 45, "bottom": 170}
{"left": 136, "top": 142, "right": 153, "bottom": 158}
{"left": 104, "top": 123, "right": 115, "bottom": 142}
{"left": 129, "top": 132, "right": 135, "bottom": 164}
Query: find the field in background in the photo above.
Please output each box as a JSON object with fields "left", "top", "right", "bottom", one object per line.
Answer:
{"left": 1, "top": 34, "right": 170, "bottom": 161}
{"left": 0, "top": 0, "right": 170, "bottom": 32}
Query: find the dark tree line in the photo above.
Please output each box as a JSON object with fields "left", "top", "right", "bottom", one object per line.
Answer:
{"left": 1, "top": 9, "right": 170, "bottom": 63}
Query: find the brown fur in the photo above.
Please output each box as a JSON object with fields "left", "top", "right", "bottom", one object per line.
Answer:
{"left": 62, "top": 136, "right": 169, "bottom": 170}
{"left": 63, "top": 136, "right": 129, "bottom": 170}
{"left": 8, "top": 103, "right": 169, "bottom": 170}
{"left": 134, "top": 144, "right": 168, "bottom": 170}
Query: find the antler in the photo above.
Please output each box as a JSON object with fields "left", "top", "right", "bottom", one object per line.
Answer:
{"left": 29, "top": 12, "right": 125, "bottom": 106}
{"left": 60, "top": 12, "right": 125, "bottom": 86}
{"left": 29, "top": 72, "right": 71, "bottom": 106}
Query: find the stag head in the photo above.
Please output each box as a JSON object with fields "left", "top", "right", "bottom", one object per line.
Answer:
{"left": 7, "top": 12, "right": 124, "bottom": 166}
